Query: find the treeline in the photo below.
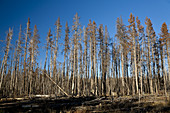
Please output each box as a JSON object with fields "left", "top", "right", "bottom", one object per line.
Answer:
{"left": 0, "top": 13, "right": 169, "bottom": 98}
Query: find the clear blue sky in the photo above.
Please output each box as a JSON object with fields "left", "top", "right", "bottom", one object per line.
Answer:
{"left": 0, "top": 0, "right": 170, "bottom": 62}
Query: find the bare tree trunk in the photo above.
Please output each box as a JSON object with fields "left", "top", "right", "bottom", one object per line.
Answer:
{"left": 84, "top": 27, "right": 88, "bottom": 96}
{"left": 53, "top": 18, "right": 62, "bottom": 95}
{"left": 23, "top": 18, "right": 30, "bottom": 95}
{"left": 151, "top": 40, "right": 156, "bottom": 93}
{"left": 133, "top": 30, "right": 138, "bottom": 94}
{"left": 148, "top": 37, "right": 153, "bottom": 94}
{"left": 0, "top": 28, "right": 13, "bottom": 90}
{"left": 16, "top": 26, "right": 22, "bottom": 95}
{"left": 163, "top": 47, "right": 167, "bottom": 95}
{"left": 72, "top": 13, "right": 81, "bottom": 96}
{"left": 43, "top": 29, "right": 51, "bottom": 94}
{"left": 140, "top": 38, "right": 144, "bottom": 95}
{"left": 121, "top": 47, "right": 125, "bottom": 96}
{"left": 92, "top": 22, "right": 97, "bottom": 96}
{"left": 73, "top": 42, "right": 76, "bottom": 95}
{"left": 89, "top": 25, "right": 93, "bottom": 94}
{"left": 166, "top": 40, "right": 170, "bottom": 82}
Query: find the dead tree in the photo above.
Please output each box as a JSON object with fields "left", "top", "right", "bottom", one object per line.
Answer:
{"left": 28, "top": 25, "right": 40, "bottom": 95}
{"left": 92, "top": 21, "right": 98, "bottom": 96}
{"left": 160, "top": 22, "right": 169, "bottom": 95}
{"left": 128, "top": 13, "right": 138, "bottom": 94}
{"left": 43, "top": 28, "right": 52, "bottom": 94}
{"left": 83, "top": 27, "right": 89, "bottom": 96}
{"left": 64, "top": 22, "right": 70, "bottom": 93}
{"left": 23, "top": 18, "right": 31, "bottom": 95}
{"left": 72, "top": 13, "right": 81, "bottom": 96}
{"left": 0, "top": 28, "right": 13, "bottom": 90}
{"left": 136, "top": 17, "right": 145, "bottom": 95}
{"left": 116, "top": 17, "right": 128, "bottom": 96}
{"left": 145, "top": 17, "right": 154, "bottom": 94}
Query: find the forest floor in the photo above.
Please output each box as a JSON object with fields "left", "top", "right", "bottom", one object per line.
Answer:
{"left": 0, "top": 94, "right": 170, "bottom": 113}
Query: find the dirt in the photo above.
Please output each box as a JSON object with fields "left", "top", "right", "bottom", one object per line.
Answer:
{"left": 0, "top": 95, "right": 170, "bottom": 113}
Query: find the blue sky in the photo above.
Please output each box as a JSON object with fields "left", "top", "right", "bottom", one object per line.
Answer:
{"left": 0, "top": 0, "right": 170, "bottom": 63}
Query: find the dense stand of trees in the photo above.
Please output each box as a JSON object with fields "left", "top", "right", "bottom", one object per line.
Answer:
{"left": 0, "top": 13, "right": 169, "bottom": 97}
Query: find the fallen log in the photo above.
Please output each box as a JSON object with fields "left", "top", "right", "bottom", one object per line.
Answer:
{"left": 33, "top": 95, "right": 50, "bottom": 98}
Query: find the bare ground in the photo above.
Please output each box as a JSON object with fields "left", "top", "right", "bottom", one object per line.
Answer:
{"left": 0, "top": 95, "right": 170, "bottom": 113}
